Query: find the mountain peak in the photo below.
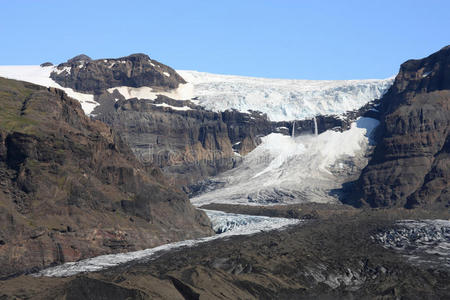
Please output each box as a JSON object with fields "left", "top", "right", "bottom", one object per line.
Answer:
{"left": 67, "top": 54, "right": 92, "bottom": 64}
{"left": 50, "top": 53, "right": 186, "bottom": 93}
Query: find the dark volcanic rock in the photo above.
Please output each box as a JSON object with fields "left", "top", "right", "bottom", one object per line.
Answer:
{"left": 39, "top": 62, "right": 53, "bottom": 67}
{"left": 50, "top": 53, "right": 186, "bottom": 94}
{"left": 0, "top": 77, "right": 212, "bottom": 278}
{"left": 97, "top": 97, "right": 237, "bottom": 187}
{"left": 351, "top": 46, "right": 450, "bottom": 209}
{"left": 67, "top": 54, "right": 91, "bottom": 64}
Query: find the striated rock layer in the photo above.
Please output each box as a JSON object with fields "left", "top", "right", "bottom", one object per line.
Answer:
{"left": 0, "top": 77, "right": 212, "bottom": 278}
{"left": 352, "top": 46, "right": 450, "bottom": 209}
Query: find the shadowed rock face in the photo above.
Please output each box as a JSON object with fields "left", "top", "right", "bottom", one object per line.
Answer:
{"left": 0, "top": 77, "right": 212, "bottom": 278}
{"left": 352, "top": 45, "right": 450, "bottom": 209}
{"left": 50, "top": 53, "right": 186, "bottom": 94}
{"left": 97, "top": 98, "right": 273, "bottom": 188}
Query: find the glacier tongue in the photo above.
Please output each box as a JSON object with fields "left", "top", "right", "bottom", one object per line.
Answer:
{"left": 177, "top": 70, "right": 394, "bottom": 121}
{"left": 34, "top": 210, "right": 300, "bottom": 277}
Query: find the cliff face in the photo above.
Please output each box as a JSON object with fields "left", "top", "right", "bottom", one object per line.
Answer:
{"left": 50, "top": 53, "right": 186, "bottom": 94}
{"left": 97, "top": 97, "right": 277, "bottom": 188}
{"left": 352, "top": 46, "right": 450, "bottom": 209}
{"left": 97, "top": 97, "right": 236, "bottom": 188}
{"left": 0, "top": 77, "right": 212, "bottom": 278}
{"left": 96, "top": 94, "right": 358, "bottom": 189}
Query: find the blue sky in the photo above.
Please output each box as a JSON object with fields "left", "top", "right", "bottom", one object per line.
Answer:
{"left": 1, "top": 0, "right": 449, "bottom": 79}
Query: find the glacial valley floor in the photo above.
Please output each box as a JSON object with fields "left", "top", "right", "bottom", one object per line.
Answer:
{"left": 1, "top": 205, "right": 449, "bottom": 300}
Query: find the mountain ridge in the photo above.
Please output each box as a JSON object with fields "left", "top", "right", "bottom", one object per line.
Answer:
{"left": 351, "top": 45, "right": 450, "bottom": 209}
{"left": 0, "top": 76, "right": 212, "bottom": 278}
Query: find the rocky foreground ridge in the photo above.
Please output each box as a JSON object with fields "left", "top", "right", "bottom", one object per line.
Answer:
{"left": 351, "top": 45, "right": 450, "bottom": 209}
{"left": 1, "top": 209, "right": 448, "bottom": 299}
{"left": 0, "top": 77, "right": 212, "bottom": 278}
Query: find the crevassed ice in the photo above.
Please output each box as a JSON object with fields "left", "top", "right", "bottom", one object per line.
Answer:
{"left": 374, "top": 219, "right": 450, "bottom": 269}
{"left": 177, "top": 70, "right": 394, "bottom": 121}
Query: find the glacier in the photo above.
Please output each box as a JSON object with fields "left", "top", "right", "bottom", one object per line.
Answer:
{"left": 177, "top": 70, "right": 394, "bottom": 121}
{"left": 191, "top": 117, "right": 380, "bottom": 206}
{"left": 0, "top": 65, "right": 393, "bottom": 122}
{"left": 34, "top": 210, "right": 300, "bottom": 277}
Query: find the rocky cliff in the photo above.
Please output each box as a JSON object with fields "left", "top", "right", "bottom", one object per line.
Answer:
{"left": 50, "top": 53, "right": 186, "bottom": 94}
{"left": 351, "top": 46, "right": 450, "bottom": 209}
{"left": 0, "top": 77, "right": 212, "bottom": 278}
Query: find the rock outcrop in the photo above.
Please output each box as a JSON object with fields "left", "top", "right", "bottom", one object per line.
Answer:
{"left": 351, "top": 46, "right": 450, "bottom": 209}
{"left": 0, "top": 77, "right": 212, "bottom": 278}
{"left": 50, "top": 53, "right": 186, "bottom": 94}
{"left": 97, "top": 97, "right": 237, "bottom": 188}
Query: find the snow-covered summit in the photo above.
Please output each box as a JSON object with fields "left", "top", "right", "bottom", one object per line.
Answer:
{"left": 177, "top": 70, "right": 394, "bottom": 121}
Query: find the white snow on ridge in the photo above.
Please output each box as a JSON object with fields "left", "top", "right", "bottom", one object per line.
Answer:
{"left": 107, "top": 86, "right": 158, "bottom": 101}
{"left": 153, "top": 103, "right": 192, "bottom": 111}
{"left": 177, "top": 70, "right": 394, "bottom": 121}
{"left": 107, "top": 83, "right": 195, "bottom": 102}
{"left": 35, "top": 210, "right": 300, "bottom": 277}
{"left": 191, "top": 117, "right": 380, "bottom": 206}
{"left": 0, "top": 65, "right": 98, "bottom": 115}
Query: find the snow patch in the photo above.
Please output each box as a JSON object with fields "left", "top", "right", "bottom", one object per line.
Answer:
{"left": 109, "top": 82, "right": 195, "bottom": 101}
{"left": 0, "top": 65, "right": 98, "bottom": 115}
{"left": 54, "top": 66, "right": 71, "bottom": 75}
{"left": 153, "top": 103, "right": 192, "bottom": 111}
{"left": 422, "top": 71, "right": 432, "bottom": 78}
{"left": 107, "top": 86, "right": 158, "bottom": 101}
